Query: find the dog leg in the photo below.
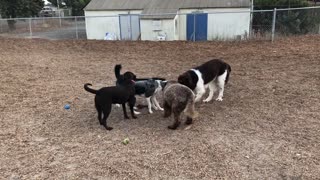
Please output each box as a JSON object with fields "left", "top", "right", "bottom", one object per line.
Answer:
{"left": 122, "top": 103, "right": 130, "bottom": 119}
{"left": 168, "top": 111, "right": 181, "bottom": 130}
{"left": 216, "top": 70, "right": 227, "bottom": 101}
{"left": 152, "top": 96, "right": 164, "bottom": 111}
{"left": 163, "top": 102, "right": 172, "bottom": 118}
{"left": 95, "top": 103, "right": 103, "bottom": 125}
{"left": 185, "top": 117, "right": 193, "bottom": 125}
{"left": 101, "top": 104, "right": 113, "bottom": 130}
{"left": 146, "top": 97, "right": 153, "bottom": 114}
{"left": 150, "top": 96, "right": 158, "bottom": 110}
{"left": 129, "top": 97, "right": 137, "bottom": 119}
{"left": 195, "top": 84, "right": 206, "bottom": 102}
{"left": 203, "top": 81, "right": 217, "bottom": 103}
{"left": 127, "top": 104, "right": 140, "bottom": 114}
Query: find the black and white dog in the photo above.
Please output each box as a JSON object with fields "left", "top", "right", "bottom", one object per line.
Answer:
{"left": 134, "top": 78, "right": 167, "bottom": 114}
{"left": 178, "top": 59, "right": 231, "bottom": 102}
{"left": 114, "top": 64, "right": 167, "bottom": 114}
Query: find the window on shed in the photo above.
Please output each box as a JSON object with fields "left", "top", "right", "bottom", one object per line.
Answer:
{"left": 152, "top": 20, "right": 162, "bottom": 30}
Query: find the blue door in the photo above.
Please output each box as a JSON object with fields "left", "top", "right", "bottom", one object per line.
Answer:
{"left": 187, "top": 13, "right": 208, "bottom": 41}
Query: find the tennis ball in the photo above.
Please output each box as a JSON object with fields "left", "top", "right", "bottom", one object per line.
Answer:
{"left": 122, "top": 138, "right": 129, "bottom": 145}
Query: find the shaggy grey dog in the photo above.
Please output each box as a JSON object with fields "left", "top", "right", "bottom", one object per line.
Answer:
{"left": 163, "top": 81, "right": 198, "bottom": 130}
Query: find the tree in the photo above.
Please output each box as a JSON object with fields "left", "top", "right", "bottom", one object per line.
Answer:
{"left": 0, "top": 0, "right": 44, "bottom": 30}
{"left": 252, "top": 0, "right": 320, "bottom": 35}
{"left": 254, "top": 0, "right": 309, "bottom": 9}
{"left": 47, "top": 0, "right": 91, "bottom": 16}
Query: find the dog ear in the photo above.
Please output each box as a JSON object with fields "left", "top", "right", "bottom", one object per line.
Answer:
{"left": 178, "top": 73, "right": 191, "bottom": 87}
{"left": 187, "top": 73, "right": 194, "bottom": 87}
{"left": 178, "top": 74, "right": 185, "bottom": 84}
{"left": 160, "top": 81, "right": 168, "bottom": 89}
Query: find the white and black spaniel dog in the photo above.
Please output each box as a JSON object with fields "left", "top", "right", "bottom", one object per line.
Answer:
{"left": 178, "top": 59, "right": 231, "bottom": 102}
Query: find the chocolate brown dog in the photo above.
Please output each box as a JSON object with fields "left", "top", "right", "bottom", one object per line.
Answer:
{"left": 163, "top": 81, "right": 198, "bottom": 130}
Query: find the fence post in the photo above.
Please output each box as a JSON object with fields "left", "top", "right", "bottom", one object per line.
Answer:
{"left": 0, "top": 19, "right": 2, "bottom": 33}
{"left": 75, "top": 16, "right": 78, "bottom": 39}
{"left": 29, "top": 18, "right": 32, "bottom": 38}
{"left": 249, "top": 0, "right": 254, "bottom": 39}
{"left": 271, "top": 8, "right": 277, "bottom": 42}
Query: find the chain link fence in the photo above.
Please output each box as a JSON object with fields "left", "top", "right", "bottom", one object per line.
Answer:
{"left": 0, "top": 16, "right": 86, "bottom": 40}
{"left": 0, "top": 6, "right": 319, "bottom": 41}
{"left": 275, "top": 7, "right": 320, "bottom": 38}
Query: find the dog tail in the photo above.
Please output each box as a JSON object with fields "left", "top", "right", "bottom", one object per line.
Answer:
{"left": 114, "top": 64, "right": 122, "bottom": 80}
{"left": 84, "top": 83, "right": 98, "bottom": 94}
{"left": 225, "top": 64, "right": 232, "bottom": 84}
{"left": 184, "top": 92, "right": 198, "bottom": 119}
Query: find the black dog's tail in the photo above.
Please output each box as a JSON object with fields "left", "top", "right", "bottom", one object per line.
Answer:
{"left": 225, "top": 64, "right": 232, "bottom": 84}
{"left": 114, "top": 64, "right": 122, "bottom": 80}
{"left": 84, "top": 83, "right": 98, "bottom": 94}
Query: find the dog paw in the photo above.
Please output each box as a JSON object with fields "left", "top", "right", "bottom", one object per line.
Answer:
{"left": 148, "top": 110, "right": 153, "bottom": 114}
{"left": 168, "top": 122, "right": 181, "bottom": 130}
{"left": 134, "top": 110, "right": 141, "bottom": 115}
{"left": 115, "top": 104, "right": 121, "bottom": 108}
{"left": 158, "top": 107, "right": 164, "bottom": 111}
{"left": 133, "top": 106, "right": 138, "bottom": 110}
{"left": 203, "top": 99, "right": 212, "bottom": 103}
{"left": 168, "top": 125, "right": 177, "bottom": 130}
{"left": 132, "top": 116, "right": 137, "bottom": 119}
{"left": 216, "top": 97, "right": 223, "bottom": 101}
{"left": 185, "top": 117, "right": 193, "bottom": 125}
{"left": 105, "top": 126, "right": 113, "bottom": 131}
{"left": 124, "top": 116, "right": 130, "bottom": 119}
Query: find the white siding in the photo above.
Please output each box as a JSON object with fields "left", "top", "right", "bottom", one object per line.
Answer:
{"left": 84, "top": 8, "right": 250, "bottom": 41}
{"left": 84, "top": 10, "right": 142, "bottom": 40}
{"left": 140, "top": 19, "right": 174, "bottom": 40}
{"left": 207, "top": 8, "right": 250, "bottom": 40}
{"left": 177, "top": 8, "right": 250, "bottom": 40}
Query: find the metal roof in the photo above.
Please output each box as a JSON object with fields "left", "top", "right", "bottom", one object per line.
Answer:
{"left": 140, "top": 8, "right": 178, "bottom": 19}
{"left": 84, "top": 0, "right": 151, "bottom": 10}
{"left": 85, "top": 0, "right": 251, "bottom": 19}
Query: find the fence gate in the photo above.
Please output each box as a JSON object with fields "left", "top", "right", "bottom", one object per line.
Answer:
{"left": 119, "top": 15, "right": 140, "bottom": 40}
{"left": 187, "top": 13, "right": 208, "bottom": 41}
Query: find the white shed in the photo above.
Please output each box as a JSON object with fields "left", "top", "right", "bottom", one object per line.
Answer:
{"left": 84, "top": 0, "right": 251, "bottom": 41}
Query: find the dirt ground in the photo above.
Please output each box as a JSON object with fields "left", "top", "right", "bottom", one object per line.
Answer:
{"left": 0, "top": 36, "right": 319, "bottom": 179}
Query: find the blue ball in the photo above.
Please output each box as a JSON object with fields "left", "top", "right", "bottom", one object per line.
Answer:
{"left": 64, "top": 104, "right": 70, "bottom": 110}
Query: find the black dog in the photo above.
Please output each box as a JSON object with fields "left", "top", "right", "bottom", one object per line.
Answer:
{"left": 84, "top": 71, "right": 137, "bottom": 131}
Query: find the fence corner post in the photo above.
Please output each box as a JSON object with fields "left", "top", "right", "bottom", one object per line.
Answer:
{"left": 29, "top": 18, "right": 32, "bottom": 38}
{"left": 271, "top": 8, "right": 277, "bottom": 42}
{"left": 75, "top": 16, "right": 78, "bottom": 39}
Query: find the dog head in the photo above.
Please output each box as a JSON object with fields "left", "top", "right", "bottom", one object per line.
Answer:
{"left": 178, "top": 72, "right": 192, "bottom": 88}
{"left": 123, "top": 71, "right": 137, "bottom": 82}
{"left": 178, "top": 71, "right": 197, "bottom": 90}
{"left": 160, "top": 80, "right": 168, "bottom": 89}
{"left": 120, "top": 71, "right": 136, "bottom": 85}
{"left": 153, "top": 80, "right": 167, "bottom": 94}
